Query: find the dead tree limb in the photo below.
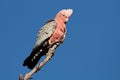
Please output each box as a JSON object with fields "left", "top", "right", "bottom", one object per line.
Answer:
{"left": 19, "top": 42, "right": 60, "bottom": 80}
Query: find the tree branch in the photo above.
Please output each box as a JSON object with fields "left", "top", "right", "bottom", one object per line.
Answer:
{"left": 19, "top": 42, "right": 60, "bottom": 80}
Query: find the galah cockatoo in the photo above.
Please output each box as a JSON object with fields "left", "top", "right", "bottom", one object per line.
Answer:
{"left": 23, "top": 9, "right": 73, "bottom": 69}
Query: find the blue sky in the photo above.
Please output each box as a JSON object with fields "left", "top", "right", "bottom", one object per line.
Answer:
{"left": 0, "top": 0, "right": 120, "bottom": 80}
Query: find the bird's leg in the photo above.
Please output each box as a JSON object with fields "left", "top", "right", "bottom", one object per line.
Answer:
{"left": 48, "top": 40, "right": 62, "bottom": 48}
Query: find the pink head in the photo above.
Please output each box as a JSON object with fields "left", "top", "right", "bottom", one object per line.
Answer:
{"left": 55, "top": 9, "right": 73, "bottom": 23}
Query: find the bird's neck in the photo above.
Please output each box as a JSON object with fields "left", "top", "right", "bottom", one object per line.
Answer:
{"left": 55, "top": 18, "right": 66, "bottom": 27}
{"left": 55, "top": 19, "right": 66, "bottom": 33}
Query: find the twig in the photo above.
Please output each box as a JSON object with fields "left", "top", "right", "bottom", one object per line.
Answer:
{"left": 19, "top": 42, "right": 60, "bottom": 80}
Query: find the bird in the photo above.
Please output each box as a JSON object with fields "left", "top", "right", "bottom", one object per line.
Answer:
{"left": 23, "top": 9, "right": 73, "bottom": 69}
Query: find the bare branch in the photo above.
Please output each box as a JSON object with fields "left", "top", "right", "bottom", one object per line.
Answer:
{"left": 19, "top": 42, "right": 60, "bottom": 80}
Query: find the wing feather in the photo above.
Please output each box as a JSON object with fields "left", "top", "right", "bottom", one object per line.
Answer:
{"left": 33, "top": 20, "right": 57, "bottom": 50}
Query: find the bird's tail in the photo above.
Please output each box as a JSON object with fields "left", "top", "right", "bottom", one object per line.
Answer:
{"left": 23, "top": 52, "right": 41, "bottom": 69}
{"left": 23, "top": 47, "right": 48, "bottom": 69}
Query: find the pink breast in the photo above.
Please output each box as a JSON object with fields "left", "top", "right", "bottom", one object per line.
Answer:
{"left": 49, "top": 25, "right": 66, "bottom": 44}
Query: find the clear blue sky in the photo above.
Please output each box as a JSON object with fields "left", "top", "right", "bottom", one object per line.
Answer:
{"left": 0, "top": 0, "right": 120, "bottom": 80}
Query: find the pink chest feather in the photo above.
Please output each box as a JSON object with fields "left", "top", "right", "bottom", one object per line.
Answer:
{"left": 49, "top": 23, "right": 66, "bottom": 44}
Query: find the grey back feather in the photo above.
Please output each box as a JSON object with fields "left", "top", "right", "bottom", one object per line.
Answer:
{"left": 33, "top": 20, "right": 57, "bottom": 49}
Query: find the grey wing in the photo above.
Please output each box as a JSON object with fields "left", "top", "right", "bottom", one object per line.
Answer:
{"left": 33, "top": 20, "right": 57, "bottom": 49}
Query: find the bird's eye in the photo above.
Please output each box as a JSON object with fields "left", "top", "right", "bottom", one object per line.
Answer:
{"left": 62, "top": 14, "right": 66, "bottom": 17}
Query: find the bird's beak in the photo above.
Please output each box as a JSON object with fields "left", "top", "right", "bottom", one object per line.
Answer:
{"left": 65, "top": 18, "right": 69, "bottom": 22}
{"left": 65, "top": 17, "right": 69, "bottom": 24}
